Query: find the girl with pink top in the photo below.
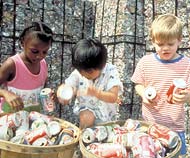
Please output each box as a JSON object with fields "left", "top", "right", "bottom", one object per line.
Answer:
{"left": 0, "top": 22, "right": 53, "bottom": 112}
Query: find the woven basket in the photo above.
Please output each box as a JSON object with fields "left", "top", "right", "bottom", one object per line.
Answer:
{"left": 79, "top": 120, "right": 181, "bottom": 158}
{"left": 0, "top": 117, "right": 80, "bottom": 158}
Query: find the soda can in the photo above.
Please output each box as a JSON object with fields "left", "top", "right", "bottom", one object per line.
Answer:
{"left": 31, "top": 118, "right": 46, "bottom": 130}
{"left": 113, "top": 132, "right": 135, "bottom": 148}
{"left": 47, "top": 121, "right": 61, "bottom": 136}
{"left": 123, "top": 119, "right": 140, "bottom": 131}
{"left": 40, "top": 88, "right": 55, "bottom": 114}
{"left": 82, "top": 126, "right": 108, "bottom": 144}
{"left": 86, "top": 143, "right": 128, "bottom": 158}
{"left": 148, "top": 124, "right": 179, "bottom": 148}
{"left": 166, "top": 78, "right": 187, "bottom": 104}
{"left": 144, "top": 86, "right": 157, "bottom": 100}
{"left": 32, "top": 137, "right": 49, "bottom": 146}
{"left": 58, "top": 85, "right": 73, "bottom": 100}
{"left": 82, "top": 128, "right": 96, "bottom": 144}
{"left": 29, "top": 111, "right": 53, "bottom": 123}
{"left": 0, "top": 125, "right": 14, "bottom": 141}
{"left": 58, "top": 133, "right": 74, "bottom": 145}
{"left": 24, "top": 124, "right": 50, "bottom": 144}
{"left": 131, "top": 133, "right": 156, "bottom": 158}
{"left": 0, "top": 112, "right": 21, "bottom": 128}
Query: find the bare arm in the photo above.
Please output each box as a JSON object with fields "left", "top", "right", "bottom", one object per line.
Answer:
{"left": 0, "top": 58, "right": 24, "bottom": 111}
{"left": 86, "top": 85, "right": 119, "bottom": 103}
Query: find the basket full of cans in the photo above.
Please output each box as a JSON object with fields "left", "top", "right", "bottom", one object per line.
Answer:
{"left": 79, "top": 119, "right": 181, "bottom": 158}
{"left": 0, "top": 111, "right": 80, "bottom": 158}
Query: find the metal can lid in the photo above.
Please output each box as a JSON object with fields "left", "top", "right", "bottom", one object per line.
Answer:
{"left": 40, "top": 88, "right": 52, "bottom": 96}
{"left": 59, "top": 85, "right": 73, "bottom": 100}
{"left": 48, "top": 121, "right": 61, "bottom": 136}
{"left": 173, "top": 78, "right": 186, "bottom": 88}
{"left": 144, "top": 86, "right": 157, "bottom": 100}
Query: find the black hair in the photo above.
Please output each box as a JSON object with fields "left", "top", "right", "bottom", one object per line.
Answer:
{"left": 19, "top": 22, "right": 53, "bottom": 45}
{"left": 72, "top": 38, "right": 107, "bottom": 71}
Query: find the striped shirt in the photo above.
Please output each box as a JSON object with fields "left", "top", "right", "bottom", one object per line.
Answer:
{"left": 131, "top": 53, "right": 190, "bottom": 132}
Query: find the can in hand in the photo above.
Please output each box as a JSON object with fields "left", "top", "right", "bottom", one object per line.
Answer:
{"left": 40, "top": 88, "right": 55, "bottom": 115}
{"left": 166, "top": 78, "right": 187, "bottom": 104}
{"left": 144, "top": 86, "right": 157, "bottom": 101}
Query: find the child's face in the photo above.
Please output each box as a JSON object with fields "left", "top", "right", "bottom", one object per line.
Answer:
{"left": 80, "top": 69, "right": 101, "bottom": 80}
{"left": 22, "top": 36, "right": 51, "bottom": 63}
{"left": 153, "top": 38, "right": 181, "bottom": 60}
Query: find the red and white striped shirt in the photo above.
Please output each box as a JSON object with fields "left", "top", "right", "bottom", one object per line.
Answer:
{"left": 131, "top": 53, "right": 190, "bottom": 131}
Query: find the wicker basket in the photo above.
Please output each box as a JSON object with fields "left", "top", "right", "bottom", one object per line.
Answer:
{"left": 0, "top": 117, "right": 80, "bottom": 158}
{"left": 79, "top": 120, "right": 181, "bottom": 158}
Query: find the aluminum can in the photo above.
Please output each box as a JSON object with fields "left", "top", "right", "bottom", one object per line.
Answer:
{"left": 148, "top": 124, "right": 179, "bottom": 149}
{"left": 29, "top": 111, "right": 53, "bottom": 123}
{"left": 166, "top": 78, "right": 187, "bottom": 104}
{"left": 31, "top": 118, "right": 46, "bottom": 130}
{"left": 0, "top": 125, "right": 14, "bottom": 141}
{"left": 144, "top": 86, "right": 157, "bottom": 100}
{"left": 113, "top": 132, "right": 135, "bottom": 148}
{"left": 86, "top": 143, "right": 128, "bottom": 158}
{"left": 24, "top": 124, "right": 50, "bottom": 144}
{"left": 132, "top": 133, "right": 156, "bottom": 158}
{"left": 47, "top": 121, "right": 61, "bottom": 136}
{"left": 40, "top": 88, "right": 55, "bottom": 114}
{"left": 58, "top": 85, "right": 73, "bottom": 100}
{"left": 32, "top": 137, "right": 49, "bottom": 146}
{"left": 58, "top": 133, "right": 74, "bottom": 145}
{"left": 0, "top": 112, "right": 21, "bottom": 128}
{"left": 123, "top": 119, "right": 140, "bottom": 131}
{"left": 82, "top": 126, "right": 108, "bottom": 144}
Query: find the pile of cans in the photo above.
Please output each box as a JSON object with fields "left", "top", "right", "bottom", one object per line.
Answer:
{"left": 81, "top": 119, "right": 180, "bottom": 158}
{"left": 0, "top": 111, "right": 77, "bottom": 146}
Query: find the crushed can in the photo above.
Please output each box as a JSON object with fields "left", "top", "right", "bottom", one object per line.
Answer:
{"left": 131, "top": 133, "right": 156, "bottom": 158}
{"left": 29, "top": 111, "right": 53, "bottom": 123}
{"left": 0, "top": 125, "right": 14, "bottom": 141}
{"left": 166, "top": 78, "right": 187, "bottom": 104}
{"left": 82, "top": 126, "right": 108, "bottom": 144}
{"left": 148, "top": 124, "right": 179, "bottom": 149}
{"left": 32, "top": 137, "right": 49, "bottom": 146}
{"left": 24, "top": 124, "right": 50, "bottom": 144}
{"left": 40, "top": 88, "right": 55, "bottom": 114}
{"left": 0, "top": 112, "right": 21, "bottom": 128}
{"left": 86, "top": 143, "right": 128, "bottom": 158}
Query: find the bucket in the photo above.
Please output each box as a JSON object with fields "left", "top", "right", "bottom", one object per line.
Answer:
{"left": 0, "top": 117, "right": 80, "bottom": 158}
{"left": 79, "top": 120, "right": 181, "bottom": 158}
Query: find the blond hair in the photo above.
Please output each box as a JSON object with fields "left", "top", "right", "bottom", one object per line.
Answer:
{"left": 149, "top": 14, "right": 183, "bottom": 42}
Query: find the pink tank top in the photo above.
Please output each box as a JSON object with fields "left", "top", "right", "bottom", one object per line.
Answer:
{"left": 1, "top": 54, "right": 48, "bottom": 111}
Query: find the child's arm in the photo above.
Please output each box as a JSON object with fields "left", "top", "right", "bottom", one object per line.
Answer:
{"left": 85, "top": 85, "right": 119, "bottom": 103}
{"left": 0, "top": 58, "right": 24, "bottom": 111}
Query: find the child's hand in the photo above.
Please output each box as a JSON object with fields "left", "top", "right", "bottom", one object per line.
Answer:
{"left": 142, "top": 94, "right": 157, "bottom": 107}
{"left": 3, "top": 90, "right": 24, "bottom": 111}
{"left": 172, "top": 89, "right": 190, "bottom": 104}
{"left": 77, "top": 85, "right": 99, "bottom": 97}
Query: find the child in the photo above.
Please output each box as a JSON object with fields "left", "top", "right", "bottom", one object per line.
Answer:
{"left": 57, "top": 38, "right": 123, "bottom": 129}
{"left": 0, "top": 22, "right": 53, "bottom": 112}
{"left": 131, "top": 14, "right": 190, "bottom": 157}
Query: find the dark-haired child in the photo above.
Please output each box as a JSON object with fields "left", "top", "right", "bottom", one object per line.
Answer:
{"left": 0, "top": 22, "right": 53, "bottom": 112}
{"left": 57, "top": 38, "right": 123, "bottom": 129}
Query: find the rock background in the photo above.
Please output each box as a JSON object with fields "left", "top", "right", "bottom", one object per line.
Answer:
{"left": 0, "top": 0, "right": 190, "bottom": 152}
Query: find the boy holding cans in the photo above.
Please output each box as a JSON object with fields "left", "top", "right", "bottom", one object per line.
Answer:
{"left": 131, "top": 14, "right": 190, "bottom": 157}
{"left": 57, "top": 38, "right": 123, "bottom": 129}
